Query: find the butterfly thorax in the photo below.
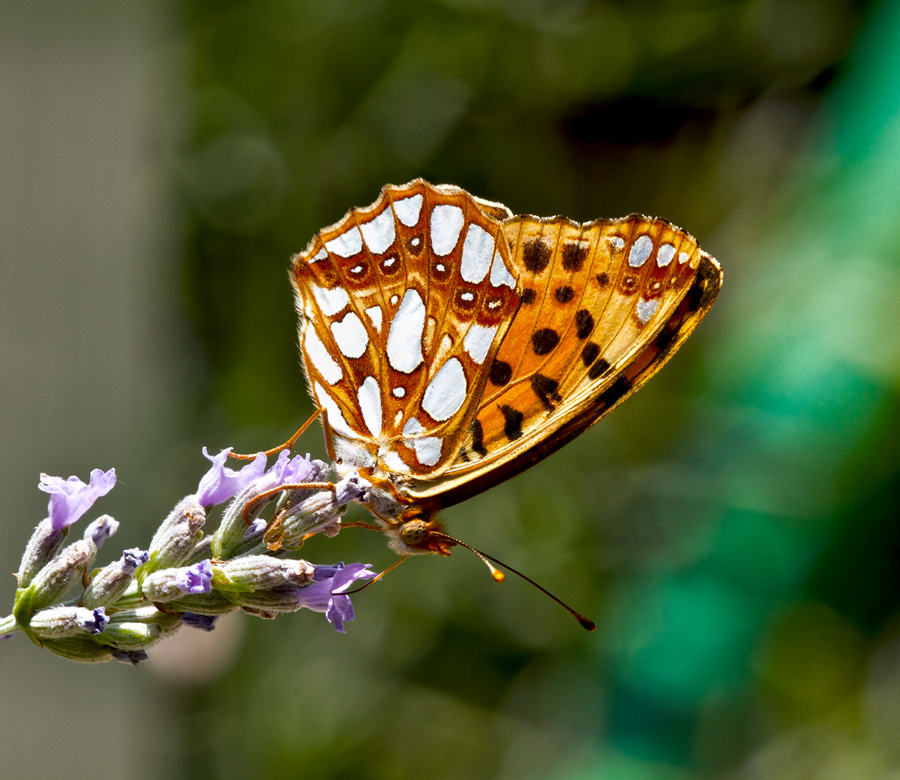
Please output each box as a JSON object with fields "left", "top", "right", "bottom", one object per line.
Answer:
{"left": 331, "top": 437, "right": 453, "bottom": 556}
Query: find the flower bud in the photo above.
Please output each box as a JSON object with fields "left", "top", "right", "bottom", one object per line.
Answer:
{"left": 83, "top": 515, "right": 118, "bottom": 549}
{"left": 101, "top": 621, "right": 163, "bottom": 649}
{"left": 166, "top": 590, "right": 238, "bottom": 616}
{"left": 277, "top": 491, "right": 342, "bottom": 549}
{"left": 147, "top": 502, "right": 206, "bottom": 572}
{"left": 82, "top": 548, "right": 149, "bottom": 609}
{"left": 30, "top": 606, "right": 108, "bottom": 639}
{"left": 184, "top": 535, "right": 214, "bottom": 566}
{"left": 16, "top": 519, "right": 66, "bottom": 589}
{"left": 142, "top": 560, "right": 212, "bottom": 602}
{"left": 215, "top": 556, "right": 314, "bottom": 592}
{"left": 236, "top": 586, "right": 307, "bottom": 615}
{"left": 19, "top": 538, "right": 97, "bottom": 614}
{"left": 43, "top": 636, "right": 113, "bottom": 663}
{"left": 109, "top": 605, "right": 180, "bottom": 630}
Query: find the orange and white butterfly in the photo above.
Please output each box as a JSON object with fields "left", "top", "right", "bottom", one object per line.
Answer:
{"left": 291, "top": 180, "right": 721, "bottom": 559}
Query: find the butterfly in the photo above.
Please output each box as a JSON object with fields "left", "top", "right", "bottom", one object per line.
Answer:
{"left": 290, "top": 179, "right": 721, "bottom": 563}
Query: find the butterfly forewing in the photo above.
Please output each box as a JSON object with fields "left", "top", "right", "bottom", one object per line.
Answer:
{"left": 405, "top": 213, "right": 722, "bottom": 508}
{"left": 291, "top": 181, "right": 522, "bottom": 480}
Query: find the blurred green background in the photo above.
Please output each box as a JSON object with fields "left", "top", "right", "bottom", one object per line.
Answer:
{"left": 2, "top": 0, "right": 900, "bottom": 778}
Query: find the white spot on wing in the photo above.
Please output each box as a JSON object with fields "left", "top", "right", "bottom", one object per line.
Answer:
{"left": 678, "top": 251, "right": 690, "bottom": 264}
{"left": 489, "top": 248, "right": 516, "bottom": 288}
{"left": 430, "top": 204, "right": 464, "bottom": 256}
{"left": 392, "top": 194, "right": 423, "bottom": 227}
{"left": 330, "top": 311, "right": 369, "bottom": 359}
{"left": 422, "top": 358, "right": 467, "bottom": 422}
{"left": 311, "top": 284, "right": 350, "bottom": 317}
{"left": 392, "top": 387, "right": 405, "bottom": 398}
{"left": 387, "top": 289, "right": 425, "bottom": 373}
{"left": 381, "top": 450, "right": 409, "bottom": 473}
{"left": 460, "top": 224, "right": 494, "bottom": 283}
{"left": 314, "top": 383, "right": 357, "bottom": 439}
{"left": 610, "top": 236, "right": 625, "bottom": 251}
{"left": 325, "top": 226, "right": 363, "bottom": 258}
{"left": 310, "top": 248, "right": 327, "bottom": 263}
{"left": 461, "top": 292, "right": 474, "bottom": 301}
{"left": 365, "top": 305, "right": 383, "bottom": 332}
{"left": 401, "top": 418, "right": 442, "bottom": 466}
{"left": 357, "top": 376, "right": 382, "bottom": 437}
{"left": 403, "top": 417, "right": 423, "bottom": 436}
{"left": 390, "top": 294, "right": 399, "bottom": 305}
{"left": 628, "top": 235, "right": 654, "bottom": 268}
{"left": 464, "top": 324, "right": 498, "bottom": 365}
{"left": 636, "top": 297, "right": 660, "bottom": 324}
{"left": 360, "top": 208, "right": 396, "bottom": 254}
{"left": 304, "top": 328, "right": 342, "bottom": 385}
{"left": 657, "top": 244, "right": 676, "bottom": 267}
{"left": 413, "top": 437, "right": 442, "bottom": 466}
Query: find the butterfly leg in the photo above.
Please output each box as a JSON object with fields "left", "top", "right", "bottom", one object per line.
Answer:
{"left": 228, "top": 406, "right": 323, "bottom": 460}
{"left": 242, "top": 479, "right": 336, "bottom": 523}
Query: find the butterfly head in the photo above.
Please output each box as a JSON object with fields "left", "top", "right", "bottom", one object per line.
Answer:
{"left": 381, "top": 505, "right": 457, "bottom": 557}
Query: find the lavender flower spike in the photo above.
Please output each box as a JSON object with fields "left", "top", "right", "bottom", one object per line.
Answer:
{"left": 295, "top": 563, "right": 376, "bottom": 633}
{"left": 4, "top": 447, "right": 377, "bottom": 659}
{"left": 38, "top": 468, "right": 116, "bottom": 532}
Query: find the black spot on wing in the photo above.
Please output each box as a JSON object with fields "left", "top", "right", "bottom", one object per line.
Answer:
{"left": 522, "top": 288, "right": 537, "bottom": 305}
{"left": 598, "top": 376, "right": 632, "bottom": 407}
{"left": 471, "top": 419, "right": 487, "bottom": 457}
{"left": 554, "top": 285, "right": 575, "bottom": 303}
{"left": 587, "top": 357, "right": 611, "bottom": 380}
{"left": 656, "top": 323, "right": 678, "bottom": 352}
{"left": 500, "top": 405, "right": 524, "bottom": 441}
{"left": 685, "top": 281, "right": 704, "bottom": 312}
{"left": 562, "top": 241, "right": 587, "bottom": 272}
{"left": 581, "top": 342, "right": 601, "bottom": 367}
{"left": 531, "top": 328, "right": 560, "bottom": 355}
{"left": 522, "top": 239, "right": 551, "bottom": 274}
{"left": 575, "top": 309, "right": 594, "bottom": 339}
{"left": 489, "top": 359, "right": 512, "bottom": 387}
{"left": 531, "top": 373, "right": 561, "bottom": 412}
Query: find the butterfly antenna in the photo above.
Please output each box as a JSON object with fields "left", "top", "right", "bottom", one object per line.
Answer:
{"left": 431, "top": 532, "right": 597, "bottom": 632}
{"left": 343, "top": 556, "right": 409, "bottom": 594}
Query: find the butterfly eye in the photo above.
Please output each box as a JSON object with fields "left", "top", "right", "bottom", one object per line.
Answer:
{"left": 399, "top": 520, "right": 429, "bottom": 547}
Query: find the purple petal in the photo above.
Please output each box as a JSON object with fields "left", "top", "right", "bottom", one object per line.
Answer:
{"left": 83, "top": 515, "right": 119, "bottom": 547}
{"left": 195, "top": 448, "right": 267, "bottom": 507}
{"left": 173, "top": 560, "right": 213, "bottom": 595}
{"left": 79, "top": 607, "right": 109, "bottom": 635}
{"left": 38, "top": 468, "right": 116, "bottom": 531}
{"left": 122, "top": 548, "right": 150, "bottom": 572}
{"left": 244, "top": 518, "right": 267, "bottom": 538}
{"left": 111, "top": 648, "right": 148, "bottom": 666}
{"left": 254, "top": 450, "right": 316, "bottom": 494}
{"left": 181, "top": 613, "right": 219, "bottom": 632}
{"left": 297, "top": 562, "right": 375, "bottom": 632}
